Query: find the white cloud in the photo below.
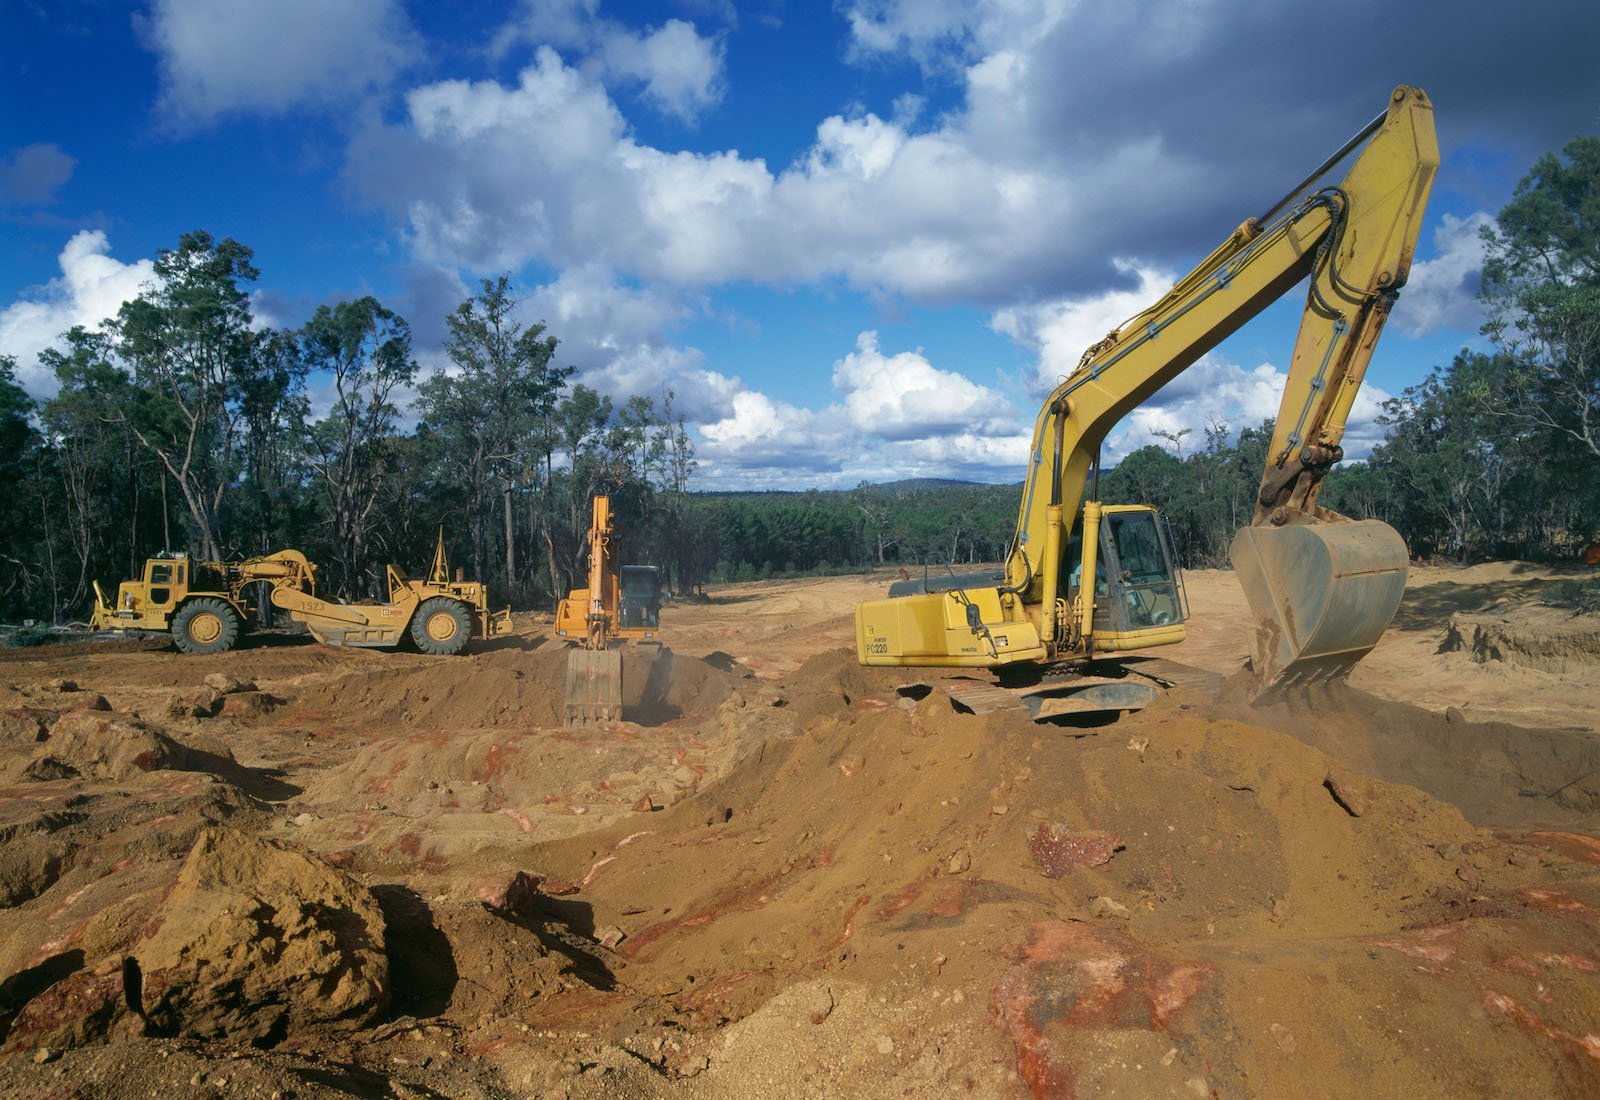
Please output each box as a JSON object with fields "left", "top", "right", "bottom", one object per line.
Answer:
{"left": 989, "top": 265, "right": 1396, "bottom": 466}
{"left": 497, "top": 2, "right": 725, "bottom": 122}
{"left": 991, "top": 260, "right": 1178, "bottom": 395}
{"left": 697, "top": 390, "right": 848, "bottom": 473}
{"left": 1394, "top": 212, "right": 1490, "bottom": 338}
{"left": 144, "top": 0, "right": 419, "bottom": 124}
{"left": 348, "top": 52, "right": 1067, "bottom": 301}
{"left": 0, "top": 231, "right": 156, "bottom": 398}
{"left": 832, "top": 330, "right": 1014, "bottom": 439}
{"left": 0, "top": 143, "right": 76, "bottom": 206}
{"left": 843, "top": 0, "right": 1071, "bottom": 69}
{"left": 1096, "top": 354, "right": 1393, "bottom": 466}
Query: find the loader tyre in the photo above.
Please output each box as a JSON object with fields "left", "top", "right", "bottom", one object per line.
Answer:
{"left": 413, "top": 597, "right": 472, "bottom": 655}
{"left": 172, "top": 597, "right": 241, "bottom": 655}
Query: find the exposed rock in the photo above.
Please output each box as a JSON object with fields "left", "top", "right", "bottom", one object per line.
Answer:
{"left": 36, "top": 712, "right": 186, "bottom": 780}
{"left": 134, "top": 827, "right": 389, "bottom": 1044}
{"left": 166, "top": 687, "right": 223, "bottom": 719}
{"left": 203, "top": 673, "right": 256, "bottom": 695}
{"left": 61, "top": 695, "right": 110, "bottom": 714}
{"left": 218, "top": 692, "right": 277, "bottom": 720}
{"left": 0, "top": 707, "right": 58, "bottom": 744}
{"left": 45, "top": 679, "right": 77, "bottom": 693}
{"left": 474, "top": 871, "right": 542, "bottom": 915}
{"left": 1089, "top": 896, "right": 1132, "bottom": 920}
{"left": 1444, "top": 613, "right": 1600, "bottom": 674}
{"left": 1028, "top": 825, "right": 1123, "bottom": 878}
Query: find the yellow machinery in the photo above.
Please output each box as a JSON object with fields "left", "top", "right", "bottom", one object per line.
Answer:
{"left": 857, "top": 85, "right": 1438, "bottom": 702}
{"left": 557, "top": 495, "right": 661, "bottom": 724}
{"left": 92, "top": 533, "right": 511, "bottom": 656}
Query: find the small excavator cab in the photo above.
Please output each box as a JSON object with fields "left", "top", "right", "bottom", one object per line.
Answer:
{"left": 618, "top": 566, "right": 661, "bottom": 634}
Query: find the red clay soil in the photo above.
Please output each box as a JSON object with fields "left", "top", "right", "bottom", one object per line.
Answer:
{"left": 0, "top": 565, "right": 1596, "bottom": 1099}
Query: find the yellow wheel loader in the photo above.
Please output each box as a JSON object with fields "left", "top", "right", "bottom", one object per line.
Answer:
{"left": 857, "top": 85, "right": 1440, "bottom": 716}
{"left": 91, "top": 533, "right": 512, "bottom": 656}
{"left": 556, "top": 496, "right": 662, "bottom": 725}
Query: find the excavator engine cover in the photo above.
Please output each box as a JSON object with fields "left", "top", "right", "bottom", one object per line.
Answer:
{"left": 1230, "top": 518, "right": 1408, "bottom": 694}
{"left": 566, "top": 647, "right": 623, "bottom": 725}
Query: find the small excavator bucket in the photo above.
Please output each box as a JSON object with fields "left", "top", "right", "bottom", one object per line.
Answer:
{"left": 1230, "top": 518, "right": 1409, "bottom": 696}
{"left": 565, "top": 647, "right": 622, "bottom": 725}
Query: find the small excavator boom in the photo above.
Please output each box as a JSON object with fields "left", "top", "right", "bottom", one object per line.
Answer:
{"left": 558, "top": 496, "right": 662, "bottom": 724}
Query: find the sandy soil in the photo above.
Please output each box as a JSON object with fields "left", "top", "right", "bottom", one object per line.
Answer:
{"left": 0, "top": 562, "right": 1598, "bottom": 1099}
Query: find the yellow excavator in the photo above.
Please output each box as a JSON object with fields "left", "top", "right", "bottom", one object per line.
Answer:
{"left": 557, "top": 495, "right": 662, "bottom": 724}
{"left": 92, "top": 533, "right": 511, "bottom": 655}
{"left": 856, "top": 85, "right": 1438, "bottom": 713}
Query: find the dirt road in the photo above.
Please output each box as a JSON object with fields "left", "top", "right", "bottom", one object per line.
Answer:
{"left": 1, "top": 563, "right": 1597, "bottom": 1098}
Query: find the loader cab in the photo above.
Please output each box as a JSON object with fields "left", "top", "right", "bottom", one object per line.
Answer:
{"left": 1065, "top": 505, "right": 1188, "bottom": 647}
{"left": 618, "top": 566, "right": 661, "bottom": 636}
{"left": 120, "top": 554, "right": 191, "bottom": 624}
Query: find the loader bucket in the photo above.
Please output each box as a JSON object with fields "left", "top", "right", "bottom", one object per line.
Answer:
{"left": 1230, "top": 518, "right": 1408, "bottom": 696}
{"left": 565, "top": 647, "right": 623, "bottom": 726}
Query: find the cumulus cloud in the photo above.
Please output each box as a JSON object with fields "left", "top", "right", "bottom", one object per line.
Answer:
{"left": 832, "top": 330, "right": 1014, "bottom": 439}
{"left": 989, "top": 264, "right": 1396, "bottom": 466}
{"left": 347, "top": 50, "right": 1068, "bottom": 301}
{"left": 143, "top": 0, "right": 419, "bottom": 124}
{"left": 496, "top": 1, "right": 726, "bottom": 122}
{"left": 0, "top": 143, "right": 76, "bottom": 206}
{"left": 1095, "top": 353, "right": 1392, "bottom": 466}
{"left": 697, "top": 390, "right": 848, "bottom": 474}
{"left": 992, "top": 260, "right": 1179, "bottom": 395}
{"left": 0, "top": 231, "right": 156, "bottom": 398}
{"left": 1394, "top": 212, "right": 1490, "bottom": 338}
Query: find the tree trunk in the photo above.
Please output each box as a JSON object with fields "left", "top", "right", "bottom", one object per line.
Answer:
{"left": 503, "top": 480, "right": 515, "bottom": 594}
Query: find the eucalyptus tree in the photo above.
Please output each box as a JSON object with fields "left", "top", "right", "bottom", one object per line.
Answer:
{"left": 417, "top": 277, "right": 571, "bottom": 592}
{"left": 109, "top": 230, "right": 263, "bottom": 562}
{"left": 1481, "top": 135, "right": 1600, "bottom": 474}
{"left": 301, "top": 297, "right": 413, "bottom": 597}
{"left": 0, "top": 356, "right": 42, "bottom": 618}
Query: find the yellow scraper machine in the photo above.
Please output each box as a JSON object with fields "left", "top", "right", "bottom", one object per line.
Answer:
{"left": 557, "top": 496, "right": 662, "bottom": 725}
{"left": 857, "top": 85, "right": 1439, "bottom": 720}
{"left": 91, "top": 531, "right": 512, "bottom": 655}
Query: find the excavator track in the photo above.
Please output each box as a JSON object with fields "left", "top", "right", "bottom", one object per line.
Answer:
{"left": 900, "top": 656, "right": 1225, "bottom": 725}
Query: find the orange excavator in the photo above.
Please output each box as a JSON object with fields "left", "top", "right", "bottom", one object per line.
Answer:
{"left": 556, "top": 496, "right": 662, "bottom": 724}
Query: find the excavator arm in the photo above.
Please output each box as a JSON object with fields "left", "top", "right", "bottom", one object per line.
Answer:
{"left": 858, "top": 85, "right": 1438, "bottom": 690}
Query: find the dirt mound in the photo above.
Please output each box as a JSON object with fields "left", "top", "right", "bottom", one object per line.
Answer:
{"left": 280, "top": 643, "right": 738, "bottom": 732}
{"left": 1216, "top": 675, "right": 1600, "bottom": 826}
{"left": 1445, "top": 610, "right": 1600, "bottom": 674}
{"left": 779, "top": 646, "right": 913, "bottom": 723}
{"left": 1, "top": 827, "right": 387, "bottom": 1054}
{"left": 2, "top": 571, "right": 1600, "bottom": 1098}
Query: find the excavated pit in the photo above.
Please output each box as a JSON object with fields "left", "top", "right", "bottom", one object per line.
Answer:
{"left": 0, "top": 565, "right": 1597, "bottom": 1099}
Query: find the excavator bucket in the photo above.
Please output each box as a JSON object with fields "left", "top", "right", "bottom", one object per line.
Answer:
{"left": 565, "top": 647, "right": 622, "bottom": 725}
{"left": 1230, "top": 518, "right": 1409, "bottom": 696}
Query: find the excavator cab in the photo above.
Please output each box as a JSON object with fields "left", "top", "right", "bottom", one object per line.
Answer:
{"left": 617, "top": 566, "right": 661, "bottom": 634}
{"left": 1093, "top": 507, "right": 1189, "bottom": 636}
{"left": 1063, "top": 505, "right": 1189, "bottom": 649}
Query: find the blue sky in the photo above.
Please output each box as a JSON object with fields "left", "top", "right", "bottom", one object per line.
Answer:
{"left": 3, "top": 0, "right": 1599, "bottom": 489}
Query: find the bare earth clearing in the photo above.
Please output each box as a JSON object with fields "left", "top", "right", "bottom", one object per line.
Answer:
{"left": 1, "top": 562, "right": 1599, "bottom": 1099}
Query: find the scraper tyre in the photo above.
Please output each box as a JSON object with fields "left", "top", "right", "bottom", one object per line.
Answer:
{"left": 173, "top": 597, "right": 241, "bottom": 655}
{"left": 413, "top": 597, "right": 471, "bottom": 655}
